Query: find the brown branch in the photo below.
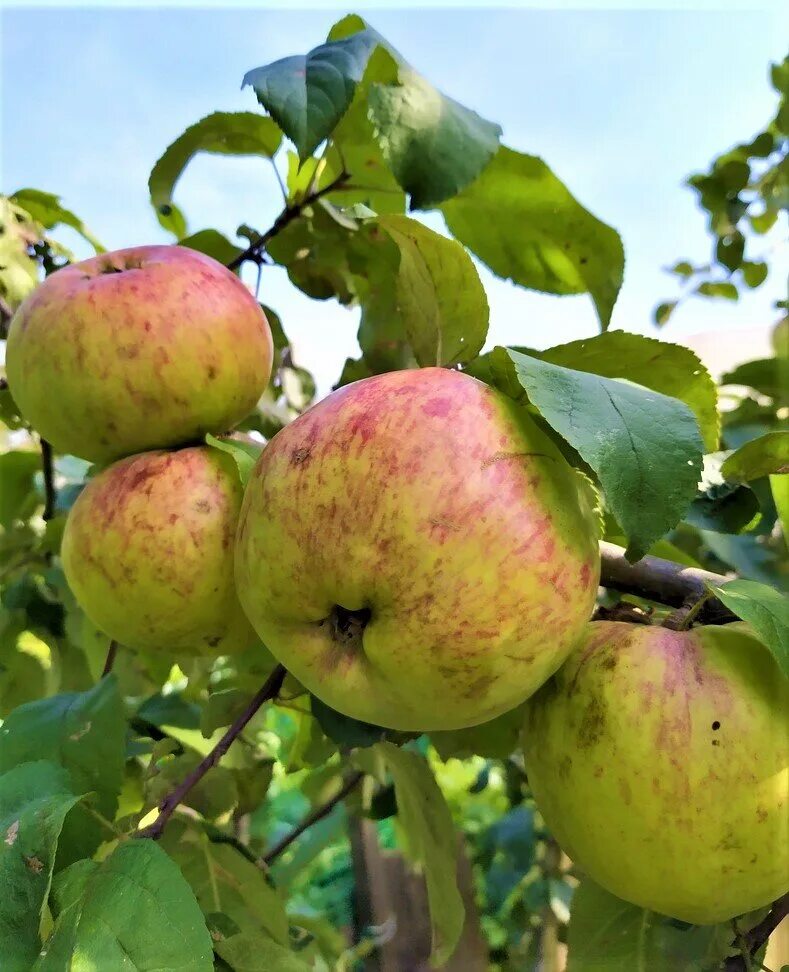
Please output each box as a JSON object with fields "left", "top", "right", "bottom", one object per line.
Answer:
{"left": 262, "top": 769, "right": 364, "bottom": 865}
{"left": 135, "top": 664, "right": 287, "bottom": 840}
{"left": 724, "top": 892, "right": 789, "bottom": 970}
{"left": 227, "top": 171, "right": 350, "bottom": 271}
{"left": 599, "top": 542, "right": 737, "bottom": 624}
{"left": 101, "top": 640, "right": 118, "bottom": 678}
{"left": 40, "top": 439, "right": 56, "bottom": 521}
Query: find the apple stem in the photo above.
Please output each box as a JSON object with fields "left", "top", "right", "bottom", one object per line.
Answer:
{"left": 101, "top": 640, "right": 118, "bottom": 677}
{"left": 261, "top": 770, "right": 365, "bottom": 866}
{"left": 134, "top": 663, "right": 287, "bottom": 841}
{"left": 40, "top": 438, "right": 56, "bottom": 521}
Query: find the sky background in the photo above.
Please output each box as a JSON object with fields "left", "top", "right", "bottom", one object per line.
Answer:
{"left": 2, "top": 3, "right": 787, "bottom": 395}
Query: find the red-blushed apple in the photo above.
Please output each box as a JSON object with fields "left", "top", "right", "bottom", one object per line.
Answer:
{"left": 6, "top": 245, "right": 272, "bottom": 462}
{"left": 235, "top": 367, "right": 600, "bottom": 731}
{"left": 62, "top": 446, "right": 257, "bottom": 656}
{"left": 523, "top": 621, "right": 789, "bottom": 924}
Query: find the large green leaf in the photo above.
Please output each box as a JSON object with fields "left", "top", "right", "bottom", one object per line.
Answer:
{"left": 721, "top": 431, "right": 789, "bottom": 481}
{"left": 442, "top": 146, "right": 624, "bottom": 329}
{"left": 496, "top": 347, "right": 704, "bottom": 560}
{"left": 540, "top": 332, "right": 719, "bottom": 451}
{"left": 161, "top": 822, "right": 289, "bottom": 944}
{"left": 369, "top": 68, "right": 501, "bottom": 209}
{"left": 685, "top": 453, "right": 760, "bottom": 535}
{"left": 0, "top": 451, "right": 41, "bottom": 528}
{"left": 721, "top": 357, "right": 789, "bottom": 404}
{"left": 0, "top": 677, "right": 126, "bottom": 863}
{"left": 242, "top": 31, "right": 380, "bottom": 159}
{"left": 213, "top": 929, "right": 310, "bottom": 971}
{"left": 379, "top": 215, "right": 488, "bottom": 366}
{"left": 0, "top": 762, "right": 82, "bottom": 972}
{"left": 377, "top": 742, "right": 464, "bottom": 966}
{"left": 149, "top": 112, "right": 282, "bottom": 236}
{"left": 37, "top": 841, "right": 213, "bottom": 971}
{"left": 710, "top": 580, "right": 789, "bottom": 679}
{"left": 9, "top": 189, "right": 103, "bottom": 253}
{"left": 567, "top": 880, "right": 734, "bottom": 971}
{"left": 179, "top": 229, "right": 244, "bottom": 267}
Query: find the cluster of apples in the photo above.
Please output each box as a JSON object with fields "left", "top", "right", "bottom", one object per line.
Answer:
{"left": 7, "top": 246, "right": 786, "bottom": 928}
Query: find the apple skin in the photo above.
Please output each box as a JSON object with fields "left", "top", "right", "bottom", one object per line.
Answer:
{"left": 6, "top": 245, "right": 272, "bottom": 463}
{"left": 62, "top": 446, "right": 257, "bottom": 656}
{"left": 523, "top": 621, "right": 789, "bottom": 924}
{"left": 235, "top": 367, "right": 600, "bottom": 731}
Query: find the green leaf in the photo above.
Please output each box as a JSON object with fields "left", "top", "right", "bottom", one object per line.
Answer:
{"left": 540, "top": 332, "right": 719, "bottom": 452}
{"left": 771, "top": 473, "right": 789, "bottom": 539}
{"left": 179, "top": 229, "right": 243, "bottom": 267}
{"left": 377, "top": 742, "right": 464, "bottom": 965}
{"left": 741, "top": 260, "right": 768, "bottom": 288}
{"left": 37, "top": 841, "right": 213, "bottom": 971}
{"left": 696, "top": 281, "right": 738, "bottom": 300}
{"left": 369, "top": 68, "right": 501, "bottom": 209}
{"left": 710, "top": 580, "right": 789, "bottom": 679}
{"left": 149, "top": 112, "right": 282, "bottom": 235}
{"left": 721, "top": 432, "right": 789, "bottom": 481}
{"left": 498, "top": 348, "right": 703, "bottom": 560}
{"left": 0, "top": 677, "right": 126, "bottom": 863}
{"left": 654, "top": 301, "right": 678, "bottom": 326}
{"left": 430, "top": 703, "right": 525, "bottom": 760}
{"left": 161, "top": 822, "right": 290, "bottom": 944}
{"left": 0, "top": 196, "right": 41, "bottom": 310}
{"left": 722, "top": 358, "right": 789, "bottom": 403}
{"left": 715, "top": 231, "right": 744, "bottom": 272}
{"left": 567, "top": 879, "right": 734, "bottom": 972}
{"left": 213, "top": 930, "right": 311, "bottom": 971}
{"left": 145, "top": 751, "right": 238, "bottom": 822}
{"left": 685, "top": 453, "right": 761, "bottom": 535}
{"left": 0, "top": 762, "right": 82, "bottom": 972}
{"left": 9, "top": 188, "right": 104, "bottom": 253}
{"left": 242, "top": 30, "right": 380, "bottom": 159}
{"left": 0, "top": 451, "right": 41, "bottom": 527}
{"left": 442, "top": 147, "right": 624, "bottom": 329}
{"left": 205, "top": 433, "right": 263, "bottom": 487}
{"left": 378, "top": 214, "right": 488, "bottom": 366}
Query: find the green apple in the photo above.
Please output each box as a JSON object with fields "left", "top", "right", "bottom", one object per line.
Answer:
{"left": 62, "top": 446, "right": 256, "bottom": 656}
{"left": 523, "top": 620, "right": 789, "bottom": 924}
{"left": 235, "top": 367, "right": 600, "bottom": 731}
{"left": 6, "top": 245, "right": 272, "bottom": 462}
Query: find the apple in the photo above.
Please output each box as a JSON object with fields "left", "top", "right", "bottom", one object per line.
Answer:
{"left": 235, "top": 367, "right": 600, "bottom": 731}
{"left": 6, "top": 245, "right": 272, "bottom": 463}
{"left": 62, "top": 445, "right": 257, "bottom": 656}
{"left": 522, "top": 620, "right": 789, "bottom": 924}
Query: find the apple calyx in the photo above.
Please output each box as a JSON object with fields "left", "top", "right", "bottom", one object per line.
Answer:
{"left": 322, "top": 604, "right": 371, "bottom": 653}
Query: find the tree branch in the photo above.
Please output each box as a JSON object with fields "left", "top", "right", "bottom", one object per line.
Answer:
{"left": 262, "top": 769, "right": 364, "bottom": 865}
{"left": 599, "top": 542, "right": 737, "bottom": 624}
{"left": 135, "top": 664, "right": 287, "bottom": 840}
{"left": 227, "top": 170, "right": 350, "bottom": 272}
{"left": 724, "top": 892, "right": 789, "bottom": 971}
{"left": 40, "top": 439, "right": 56, "bottom": 521}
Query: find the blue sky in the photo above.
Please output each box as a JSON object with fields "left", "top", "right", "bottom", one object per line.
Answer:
{"left": 2, "top": 4, "right": 787, "bottom": 394}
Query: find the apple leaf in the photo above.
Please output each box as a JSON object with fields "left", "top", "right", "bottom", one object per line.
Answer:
{"left": 491, "top": 347, "right": 703, "bottom": 561}
{"left": 149, "top": 112, "right": 282, "bottom": 237}
{"left": 442, "top": 146, "right": 624, "bottom": 330}
{"left": 0, "top": 677, "right": 126, "bottom": 864}
{"left": 161, "top": 821, "right": 290, "bottom": 944}
{"left": 771, "top": 473, "right": 789, "bottom": 539}
{"left": 709, "top": 580, "right": 789, "bottom": 680}
{"left": 377, "top": 742, "right": 464, "bottom": 965}
{"left": 10, "top": 188, "right": 104, "bottom": 253}
{"left": 0, "top": 196, "right": 44, "bottom": 310}
{"left": 685, "top": 453, "right": 760, "bottom": 535}
{"left": 721, "top": 431, "right": 789, "bottom": 481}
{"left": 369, "top": 67, "right": 501, "bottom": 209}
{"left": 242, "top": 30, "right": 380, "bottom": 160}
{"left": 212, "top": 929, "right": 311, "bottom": 971}
{"left": 721, "top": 358, "right": 789, "bottom": 403}
{"left": 205, "top": 433, "right": 263, "bottom": 487}
{"left": 36, "top": 841, "right": 213, "bottom": 971}
{"left": 179, "top": 229, "right": 244, "bottom": 268}
{"left": 567, "top": 879, "right": 735, "bottom": 971}
{"left": 0, "top": 451, "right": 41, "bottom": 528}
{"left": 379, "top": 214, "right": 488, "bottom": 367}
{"left": 0, "top": 761, "right": 82, "bottom": 972}
{"left": 540, "top": 332, "right": 719, "bottom": 452}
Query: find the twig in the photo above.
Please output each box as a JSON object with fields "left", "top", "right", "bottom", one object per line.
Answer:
{"left": 599, "top": 542, "right": 737, "bottom": 624}
{"left": 269, "top": 156, "right": 288, "bottom": 203}
{"left": 101, "top": 640, "right": 118, "bottom": 677}
{"left": 227, "top": 170, "right": 350, "bottom": 271}
{"left": 723, "top": 893, "right": 789, "bottom": 971}
{"left": 262, "top": 769, "right": 364, "bottom": 865}
{"left": 662, "top": 591, "right": 712, "bottom": 630}
{"left": 40, "top": 439, "right": 56, "bottom": 521}
{"left": 135, "top": 664, "right": 287, "bottom": 840}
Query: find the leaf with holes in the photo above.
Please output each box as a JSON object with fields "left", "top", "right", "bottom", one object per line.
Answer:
{"left": 442, "top": 147, "right": 624, "bottom": 329}
{"left": 0, "top": 761, "right": 82, "bottom": 972}
{"left": 495, "top": 348, "right": 703, "bottom": 560}
{"left": 36, "top": 840, "right": 213, "bottom": 971}
{"left": 378, "top": 215, "right": 488, "bottom": 366}
{"left": 242, "top": 30, "right": 380, "bottom": 159}
{"left": 149, "top": 112, "right": 281, "bottom": 236}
